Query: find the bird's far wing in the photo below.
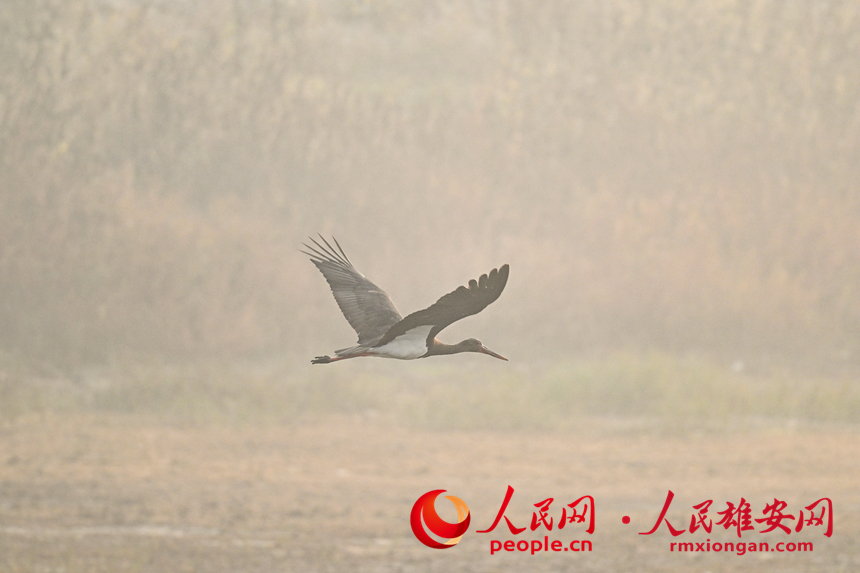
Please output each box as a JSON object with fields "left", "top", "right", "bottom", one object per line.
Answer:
{"left": 302, "top": 236, "right": 403, "bottom": 345}
{"left": 377, "top": 264, "right": 509, "bottom": 346}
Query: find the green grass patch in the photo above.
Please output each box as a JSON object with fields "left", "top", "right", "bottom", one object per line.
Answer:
{"left": 1, "top": 352, "right": 857, "bottom": 432}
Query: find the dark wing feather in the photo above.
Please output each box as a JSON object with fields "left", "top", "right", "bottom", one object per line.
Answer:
{"left": 377, "top": 264, "right": 509, "bottom": 346}
{"left": 302, "top": 235, "right": 403, "bottom": 345}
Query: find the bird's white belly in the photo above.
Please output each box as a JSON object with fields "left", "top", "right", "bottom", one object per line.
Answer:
{"left": 368, "top": 325, "right": 433, "bottom": 360}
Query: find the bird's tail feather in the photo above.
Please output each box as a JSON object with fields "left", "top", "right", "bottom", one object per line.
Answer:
{"left": 334, "top": 344, "right": 365, "bottom": 357}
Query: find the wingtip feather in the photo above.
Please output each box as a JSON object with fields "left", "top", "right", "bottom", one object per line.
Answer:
{"left": 302, "top": 234, "right": 353, "bottom": 269}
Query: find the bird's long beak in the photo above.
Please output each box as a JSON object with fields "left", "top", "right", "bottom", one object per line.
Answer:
{"left": 480, "top": 345, "right": 508, "bottom": 361}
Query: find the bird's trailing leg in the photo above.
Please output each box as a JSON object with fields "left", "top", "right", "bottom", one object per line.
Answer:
{"left": 310, "top": 352, "right": 371, "bottom": 365}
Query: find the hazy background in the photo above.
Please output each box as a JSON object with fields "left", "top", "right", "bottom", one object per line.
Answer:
{"left": 3, "top": 0, "right": 859, "bottom": 428}
{"left": 2, "top": 2, "right": 859, "bottom": 572}
{"left": 4, "top": 0, "right": 860, "bottom": 363}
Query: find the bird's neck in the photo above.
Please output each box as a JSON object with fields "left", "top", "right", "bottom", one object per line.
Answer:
{"left": 426, "top": 339, "right": 466, "bottom": 356}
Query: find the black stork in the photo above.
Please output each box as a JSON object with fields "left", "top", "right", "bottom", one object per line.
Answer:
{"left": 302, "top": 236, "right": 509, "bottom": 364}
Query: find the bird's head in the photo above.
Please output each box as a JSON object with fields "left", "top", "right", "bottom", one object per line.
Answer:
{"left": 461, "top": 338, "right": 508, "bottom": 361}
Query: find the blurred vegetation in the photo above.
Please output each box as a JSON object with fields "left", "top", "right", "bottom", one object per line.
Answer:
{"left": 1, "top": 0, "right": 858, "bottom": 373}
{"left": 2, "top": 351, "right": 857, "bottom": 433}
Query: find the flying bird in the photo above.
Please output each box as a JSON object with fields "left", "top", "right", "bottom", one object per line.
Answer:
{"left": 302, "top": 236, "right": 509, "bottom": 364}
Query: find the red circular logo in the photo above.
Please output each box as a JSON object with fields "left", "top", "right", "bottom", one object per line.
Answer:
{"left": 410, "top": 490, "right": 471, "bottom": 549}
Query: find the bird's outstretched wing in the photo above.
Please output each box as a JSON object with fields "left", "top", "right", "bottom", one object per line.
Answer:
{"left": 377, "top": 264, "right": 509, "bottom": 346}
{"left": 302, "top": 235, "right": 403, "bottom": 345}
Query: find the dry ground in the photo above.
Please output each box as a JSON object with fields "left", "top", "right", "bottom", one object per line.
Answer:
{"left": 0, "top": 413, "right": 857, "bottom": 572}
